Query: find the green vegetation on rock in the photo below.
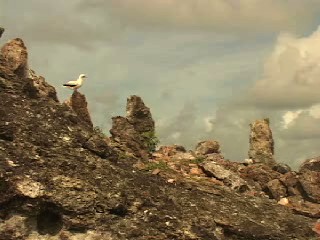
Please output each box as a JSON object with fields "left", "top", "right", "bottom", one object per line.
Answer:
{"left": 145, "top": 160, "right": 168, "bottom": 171}
{"left": 141, "top": 130, "right": 160, "bottom": 152}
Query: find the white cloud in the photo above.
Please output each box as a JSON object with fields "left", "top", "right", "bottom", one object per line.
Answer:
{"left": 282, "top": 110, "right": 302, "bottom": 129}
{"left": 204, "top": 117, "right": 214, "bottom": 132}
{"left": 205, "top": 25, "right": 320, "bottom": 168}
{"left": 249, "top": 26, "right": 320, "bottom": 109}
{"left": 308, "top": 104, "right": 320, "bottom": 118}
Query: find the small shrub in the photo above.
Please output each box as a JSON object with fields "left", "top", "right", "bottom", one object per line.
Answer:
{"left": 141, "top": 131, "right": 160, "bottom": 153}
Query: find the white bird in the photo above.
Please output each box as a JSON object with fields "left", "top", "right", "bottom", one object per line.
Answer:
{"left": 63, "top": 74, "right": 87, "bottom": 91}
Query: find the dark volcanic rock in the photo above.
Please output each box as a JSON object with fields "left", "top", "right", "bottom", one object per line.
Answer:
{"left": 126, "top": 95, "right": 155, "bottom": 134}
{"left": 65, "top": 90, "right": 93, "bottom": 129}
{"left": 0, "top": 38, "right": 318, "bottom": 239}
{"left": 248, "top": 118, "right": 276, "bottom": 166}
{"left": 83, "top": 133, "right": 114, "bottom": 159}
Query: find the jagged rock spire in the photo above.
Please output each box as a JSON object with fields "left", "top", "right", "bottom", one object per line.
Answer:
{"left": 0, "top": 38, "right": 28, "bottom": 78}
{"left": 248, "top": 118, "right": 276, "bottom": 166}
{"left": 126, "top": 95, "right": 155, "bottom": 134}
{"left": 65, "top": 91, "right": 93, "bottom": 129}
{"left": 110, "top": 95, "right": 157, "bottom": 159}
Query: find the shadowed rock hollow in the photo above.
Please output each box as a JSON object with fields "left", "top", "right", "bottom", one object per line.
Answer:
{"left": 0, "top": 37, "right": 319, "bottom": 239}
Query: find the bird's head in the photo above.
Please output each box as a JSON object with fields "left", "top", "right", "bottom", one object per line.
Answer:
{"left": 79, "top": 74, "right": 87, "bottom": 79}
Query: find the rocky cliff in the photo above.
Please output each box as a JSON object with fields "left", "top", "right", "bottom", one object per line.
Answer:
{"left": 0, "top": 35, "right": 319, "bottom": 239}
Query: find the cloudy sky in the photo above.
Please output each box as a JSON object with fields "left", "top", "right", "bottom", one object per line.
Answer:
{"left": 2, "top": 0, "right": 320, "bottom": 169}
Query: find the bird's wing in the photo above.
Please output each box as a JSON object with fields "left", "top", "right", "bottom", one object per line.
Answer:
{"left": 63, "top": 80, "right": 78, "bottom": 86}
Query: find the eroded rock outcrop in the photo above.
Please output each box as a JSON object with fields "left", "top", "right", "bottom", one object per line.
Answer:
{"left": 0, "top": 38, "right": 28, "bottom": 78}
{"left": 65, "top": 90, "right": 93, "bottom": 129}
{"left": 299, "top": 157, "right": 320, "bottom": 203}
{"left": 24, "top": 69, "right": 58, "bottom": 101}
{"left": 150, "top": 141, "right": 320, "bottom": 219}
{"left": 126, "top": 95, "right": 155, "bottom": 134}
{"left": 195, "top": 140, "right": 220, "bottom": 156}
{"left": 110, "top": 95, "right": 156, "bottom": 159}
{"left": 248, "top": 118, "right": 276, "bottom": 166}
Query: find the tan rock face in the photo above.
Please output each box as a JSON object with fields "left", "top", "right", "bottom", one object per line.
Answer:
{"left": 16, "top": 177, "right": 45, "bottom": 198}
{"left": 0, "top": 38, "right": 28, "bottom": 78}
{"left": 248, "top": 118, "right": 276, "bottom": 166}
{"left": 66, "top": 91, "right": 93, "bottom": 129}
{"left": 195, "top": 140, "right": 220, "bottom": 156}
{"left": 23, "top": 69, "right": 58, "bottom": 102}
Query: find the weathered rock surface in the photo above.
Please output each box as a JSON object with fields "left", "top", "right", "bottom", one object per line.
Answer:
{"left": 300, "top": 156, "right": 320, "bottom": 172}
{"left": 0, "top": 38, "right": 319, "bottom": 239}
{"left": 299, "top": 170, "right": 320, "bottom": 203}
{"left": 266, "top": 179, "right": 287, "bottom": 201}
{"left": 126, "top": 95, "right": 155, "bottom": 134}
{"left": 110, "top": 95, "right": 157, "bottom": 159}
{"left": 65, "top": 90, "right": 93, "bottom": 129}
{"left": 110, "top": 116, "right": 149, "bottom": 160}
{"left": 24, "top": 69, "right": 58, "bottom": 102}
{"left": 195, "top": 140, "right": 220, "bottom": 156}
{"left": 200, "top": 160, "right": 251, "bottom": 192}
{"left": 248, "top": 118, "right": 276, "bottom": 166}
{"left": 298, "top": 157, "right": 320, "bottom": 203}
{"left": 157, "top": 144, "right": 186, "bottom": 156}
{"left": 0, "top": 38, "right": 28, "bottom": 78}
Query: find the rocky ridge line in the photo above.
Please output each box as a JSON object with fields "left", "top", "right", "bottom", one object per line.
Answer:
{"left": 0, "top": 36, "right": 319, "bottom": 239}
